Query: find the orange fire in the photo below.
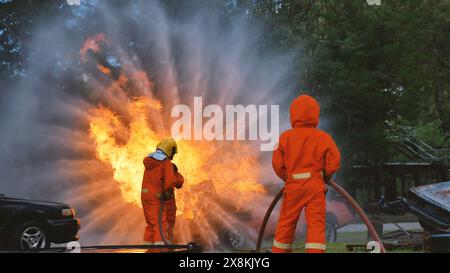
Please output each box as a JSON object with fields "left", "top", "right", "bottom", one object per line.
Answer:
{"left": 96, "top": 64, "right": 112, "bottom": 76}
{"left": 80, "top": 33, "right": 107, "bottom": 62}
{"left": 88, "top": 95, "right": 265, "bottom": 217}
{"left": 83, "top": 33, "right": 266, "bottom": 246}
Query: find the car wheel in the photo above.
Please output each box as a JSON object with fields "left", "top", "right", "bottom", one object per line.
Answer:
{"left": 326, "top": 214, "right": 338, "bottom": 243}
{"left": 8, "top": 221, "right": 50, "bottom": 250}
{"left": 220, "top": 225, "right": 248, "bottom": 249}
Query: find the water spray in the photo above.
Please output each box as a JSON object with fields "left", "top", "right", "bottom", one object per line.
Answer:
{"left": 255, "top": 179, "right": 386, "bottom": 253}
{"left": 0, "top": 0, "right": 295, "bottom": 245}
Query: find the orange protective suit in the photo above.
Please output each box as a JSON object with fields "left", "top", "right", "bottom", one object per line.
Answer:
{"left": 272, "top": 95, "right": 340, "bottom": 253}
{"left": 141, "top": 156, "right": 184, "bottom": 245}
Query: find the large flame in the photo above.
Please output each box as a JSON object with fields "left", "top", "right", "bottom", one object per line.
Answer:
{"left": 83, "top": 34, "right": 266, "bottom": 247}
{"left": 88, "top": 96, "right": 265, "bottom": 215}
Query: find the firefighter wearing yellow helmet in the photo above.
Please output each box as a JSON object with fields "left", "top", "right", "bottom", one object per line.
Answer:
{"left": 156, "top": 138, "right": 178, "bottom": 159}
{"left": 141, "top": 138, "right": 184, "bottom": 245}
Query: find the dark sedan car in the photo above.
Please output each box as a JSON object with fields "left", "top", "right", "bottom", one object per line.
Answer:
{"left": 0, "top": 193, "right": 80, "bottom": 250}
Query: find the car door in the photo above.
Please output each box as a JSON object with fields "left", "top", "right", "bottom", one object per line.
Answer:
{"left": 0, "top": 196, "right": 20, "bottom": 231}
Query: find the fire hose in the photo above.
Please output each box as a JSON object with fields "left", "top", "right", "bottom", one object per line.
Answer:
{"left": 255, "top": 179, "right": 386, "bottom": 253}
{"left": 158, "top": 197, "right": 169, "bottom": 245}
{"left": 159, "top": 179, "right": 170, "bottom": 245}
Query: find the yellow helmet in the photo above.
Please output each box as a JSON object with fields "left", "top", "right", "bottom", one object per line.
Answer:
{"left": 156, "top": 138, "right": 178, "bottom": 157}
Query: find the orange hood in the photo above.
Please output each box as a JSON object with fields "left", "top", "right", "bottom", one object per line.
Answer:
{"left": 290, "top": 95, "right": 320, "bottom": 128}
{"left": 143, "top": 156, "right": 165, "bottom": 170}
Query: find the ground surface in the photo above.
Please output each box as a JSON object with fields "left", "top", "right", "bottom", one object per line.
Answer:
{"left": 247, "top": 222, "right": 425, "bottom": 253}
{"left": 46, "top": 222, "right": 425, "bottom": 253}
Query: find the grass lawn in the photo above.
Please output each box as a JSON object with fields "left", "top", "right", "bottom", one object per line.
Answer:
{"left": 290, "top": 242, "right": 424, "bottom": 253}
{"left": 255, "top": 231, "right": 425, "bottom": 253}
{"left": 298, "top": 231, "right": 424, "bottom": 253}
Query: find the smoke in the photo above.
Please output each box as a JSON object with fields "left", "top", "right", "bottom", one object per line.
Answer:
{"left": 0, "top": 0, "right": 297, "bottom": 248}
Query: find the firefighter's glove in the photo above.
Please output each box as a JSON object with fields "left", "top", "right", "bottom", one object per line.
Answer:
{"left": 324, "top": 175, "right": 331, "bottom": 184}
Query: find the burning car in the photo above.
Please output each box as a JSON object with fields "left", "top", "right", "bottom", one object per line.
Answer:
{"left": 0, "top": 193, "right": 80, "bottom": 250}
{"left": 173, "top": 180, "right": 254, "bottom": 250}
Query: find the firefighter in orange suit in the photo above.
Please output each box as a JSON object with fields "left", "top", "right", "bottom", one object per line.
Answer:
{"left": 141, "top": 138, "right": 184, "bottom": 245}
{"left": 272, "top": 94, "right": 341, "bottom": 253}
